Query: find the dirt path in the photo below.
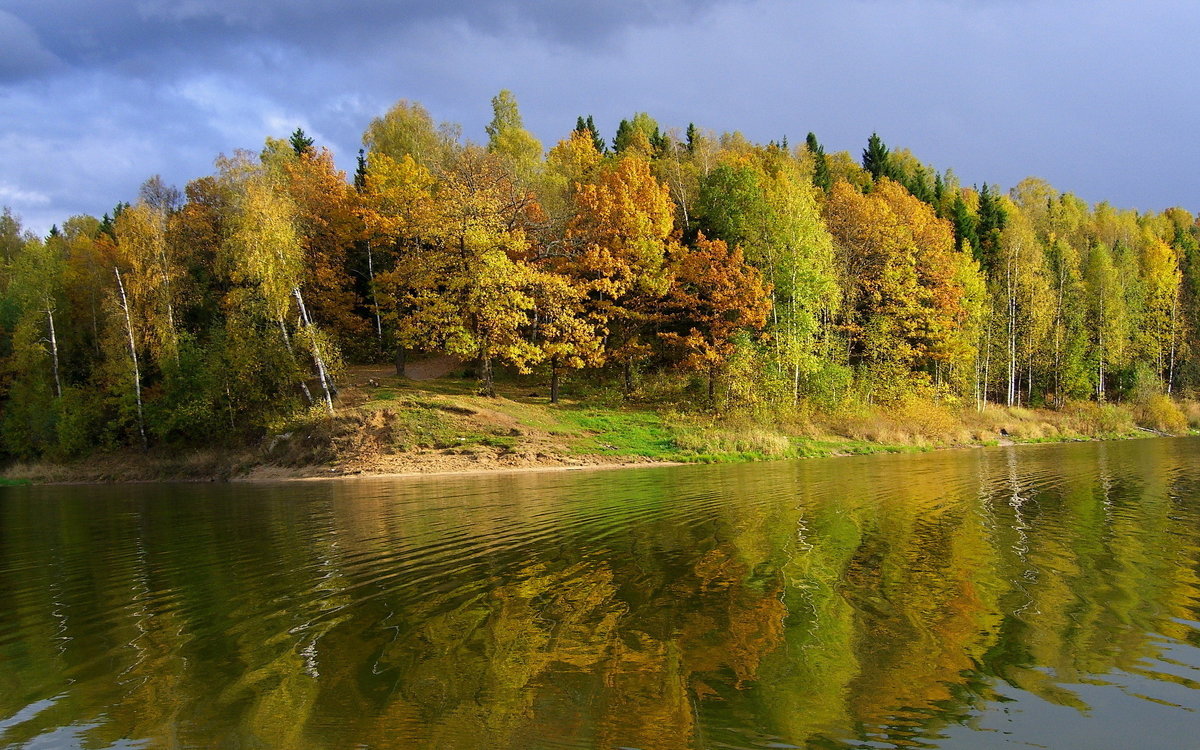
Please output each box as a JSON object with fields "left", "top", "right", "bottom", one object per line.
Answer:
{"left": 342, "top": 356, "right": 466, "bottom": 386}
{"left": 404, "top": 354, "right": 465, "bottom": 381}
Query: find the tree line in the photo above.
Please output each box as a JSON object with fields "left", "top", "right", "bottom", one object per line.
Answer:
{"left": 1, "top": 90, "right": 1197, "bottom": 459}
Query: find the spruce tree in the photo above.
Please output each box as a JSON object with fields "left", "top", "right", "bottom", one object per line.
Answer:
{"left": 861, "top": 132, "right": 893, "bottom": 182}
{"left": 976, "top": 183, "right": 1006, "bottom": 270}
{"left": 806, "top": 132, "right": 832, "bottom": 193}
{"left": 354, "top": 149, "right": 367, "bottom": 192}
{"left": 585, "top": 115, "right": 605, "bottom": 154}
{"left": 951, "top": 194, "right": 979, "bottom": 255}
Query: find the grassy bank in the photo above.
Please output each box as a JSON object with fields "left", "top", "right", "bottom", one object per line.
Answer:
{"left": 5, "top": 367, "right": 1195, "bottom": 485}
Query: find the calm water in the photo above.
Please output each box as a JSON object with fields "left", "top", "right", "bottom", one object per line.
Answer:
{"left": 2, "top": 439, "right": 1199, "bottom": 749}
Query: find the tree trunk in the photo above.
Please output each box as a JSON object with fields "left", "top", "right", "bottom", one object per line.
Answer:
{"left": 46, "top": 305, "right": 61, "bottom": 399}
{"left": 114, "top": 268, "right": 147, "bottom": 449}
{"left": 367, "top": 240, "right": 383, "bottom": 344}
{"left": 1027, "top": 353, "right": 1034, "bottom": 406}
{"left": 394, "top": 346, "right": 407, "bottom": 378}
{"left": 293, "top": 288, "right": 335, "bottom": 415}
{"left": 224, "top": 380, "right": 236, "bottom": 430}
{"left": 1097, "top": 293, "right": 1106, "bottom": 401}
{"left": 277, "top": 318, "right": 314, "bottom": 405}
{"left": 1168, "top": 291, "right": 1179, "bottom": 395}
{"left": 622, "top": 361, "right": 633, "bottom": 398}
{"left": 549, "top": 355, "right": 560, "bottom": 404}
{"left": 480, "top": 354, "right": 495, "bottom": 397}
{"left": 708, "top": 365, "right": 717, "bottom": 409}
{"left": 1007, "top": 290, "right": 1017, "bottom": 407}
{"left": 155, "top": 221, "right": 179, "bottom": 365}
{"left": 982, "top": 321, "right": 992, "bottom": 409}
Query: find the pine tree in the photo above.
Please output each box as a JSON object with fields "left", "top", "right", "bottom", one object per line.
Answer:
{"left": 289, "top": 128, "right": 315, "bottom": 157}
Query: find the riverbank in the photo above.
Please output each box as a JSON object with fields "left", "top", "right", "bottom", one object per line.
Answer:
{"left": 3, "top": 369, "right": 1195, "bottom": 485}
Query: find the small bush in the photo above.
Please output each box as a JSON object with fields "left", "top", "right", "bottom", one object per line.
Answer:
{"left": 1137, "top": 394, "right": 1188, "bottom": 434}
{"left": 1062, "top": 401, "right": 1135, "bottom": 436}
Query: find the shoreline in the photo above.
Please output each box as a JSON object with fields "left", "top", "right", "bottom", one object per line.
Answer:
{"left": 4, "top": 378, "right": 1193, "bottom": 486}
{"left": 3, "top": 430, "right": 1171, "bottom": 487}
{"left": 234, "top": 459, "right": 689, "bottom": 484}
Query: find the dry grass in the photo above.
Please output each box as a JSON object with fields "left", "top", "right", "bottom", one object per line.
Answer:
{"left": 673, "top": 421, "right": 794, "bottom": 459}
{"left": 825, "top": 398, "right": 971, "bottom": 447}
{"left": 1182, "top": 401, "right": 1200, "bottom": 430}
{"left": 5, "top": 448, "right": 256, "bottom": 483}
{"left": 812, "top": 396, "right": 1156, "bottom": 447}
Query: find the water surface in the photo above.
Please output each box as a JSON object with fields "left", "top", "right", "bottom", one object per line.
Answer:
{"left": 2, "top": 438, "right": 1199, "bottom": 748}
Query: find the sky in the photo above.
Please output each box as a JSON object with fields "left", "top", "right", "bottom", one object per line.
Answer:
{"left": 1, "top": 0, "right": 1197, "bottom": 234}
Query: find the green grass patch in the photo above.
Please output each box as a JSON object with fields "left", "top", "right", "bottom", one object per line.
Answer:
{"left": 0, "top": 477, "right": 32, "bottom": 486}
{"left": 559, "top": 407, "right": 678, "bottom": 458}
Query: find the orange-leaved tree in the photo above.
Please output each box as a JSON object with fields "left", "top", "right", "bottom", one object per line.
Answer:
{"left": 659, "top": 234, "right": 771, "bottom": 407}
{"left": 561, "top": 154, "right": 675, "bottom": 395}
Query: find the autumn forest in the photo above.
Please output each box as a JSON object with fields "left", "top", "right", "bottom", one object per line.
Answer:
{"left": 1, "top": 91, "right": 1197, "bottom": 461}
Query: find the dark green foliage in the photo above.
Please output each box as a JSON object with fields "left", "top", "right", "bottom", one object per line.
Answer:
{"left": 613, "top": 113, "right": 666, "bottom": 155}
{"left": 576, "top": 114, "right": 606, "bottom": 154}
{"left": 975, "top": 183, "right": 1006, "bottom": 271}
{"left": 290, "top": 127, "right": 315, "bottom": 156}
{"left": 1, "top": 367, "right": 56, "bottom": 459}
{"left": 952, "top": 195, "right": 979, "bottom": 255}
{"left": 354, "top": 149, "right": 367, "bottom": 191}
{"left": 52, "top": 384, "right": 108, "bottom": 459}
{"left": 902, "top": 165, "right": 934, "bottom": 204}
{"left": 861, "top": 132, "right": 894, "bottom": 182}
{"left": 98, "top": 203, "right": 129, "bottom": 240}
{"left": 146, "top": 335, "right": 225, "bottom": 446}
{"left": 806, "top": 132, "right": 832, "bottom": 193}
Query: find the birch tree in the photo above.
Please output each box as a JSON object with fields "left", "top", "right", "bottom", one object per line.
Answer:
{"left": 227, "top": 171, "right": 338, "bottom": 414}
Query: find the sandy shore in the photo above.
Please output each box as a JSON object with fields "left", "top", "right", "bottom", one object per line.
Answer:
{"left": 234, "top": 459, "right": 687, "bottom": 483}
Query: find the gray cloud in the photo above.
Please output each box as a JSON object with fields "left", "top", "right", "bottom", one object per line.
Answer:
{"left": 0, "top": 0, "right": 1196, "bottom": 234}
{"left": 0, "top": 10, "right": 62, "bottom": 80}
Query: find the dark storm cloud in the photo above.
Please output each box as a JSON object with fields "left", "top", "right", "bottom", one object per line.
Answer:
{"left": 0, "top": 0, "right": 1196, "bottom": 234}
{"left": 2, "top": 0, "right": 728, "bottom": 77}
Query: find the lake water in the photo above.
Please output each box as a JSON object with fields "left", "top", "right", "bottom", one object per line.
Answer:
{"left": 1, "top": 438, "right": 1199, "bottom": 749}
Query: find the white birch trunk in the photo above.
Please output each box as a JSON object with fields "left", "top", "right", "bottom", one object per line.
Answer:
{"left": 367, "top": 241, "right": 383, "bottom": 343}
{"left": 1167, "top": 289, "right": 1179, "bottom": 395}
{"left": 293, "top": 287, "right": 335, "bottom": 415}
{"left": 114, "top": 268, "right": 147, "bottom": 448}
{"left": 46, "top": 304, "right": 62, "bottom": 399}
{"left": 277, "top": 317, "right": 314, "bottom": 405}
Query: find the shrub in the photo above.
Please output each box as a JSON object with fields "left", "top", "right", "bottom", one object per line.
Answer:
{"left": 1137, "top": 394, "right": 1188, "bottom": 434}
